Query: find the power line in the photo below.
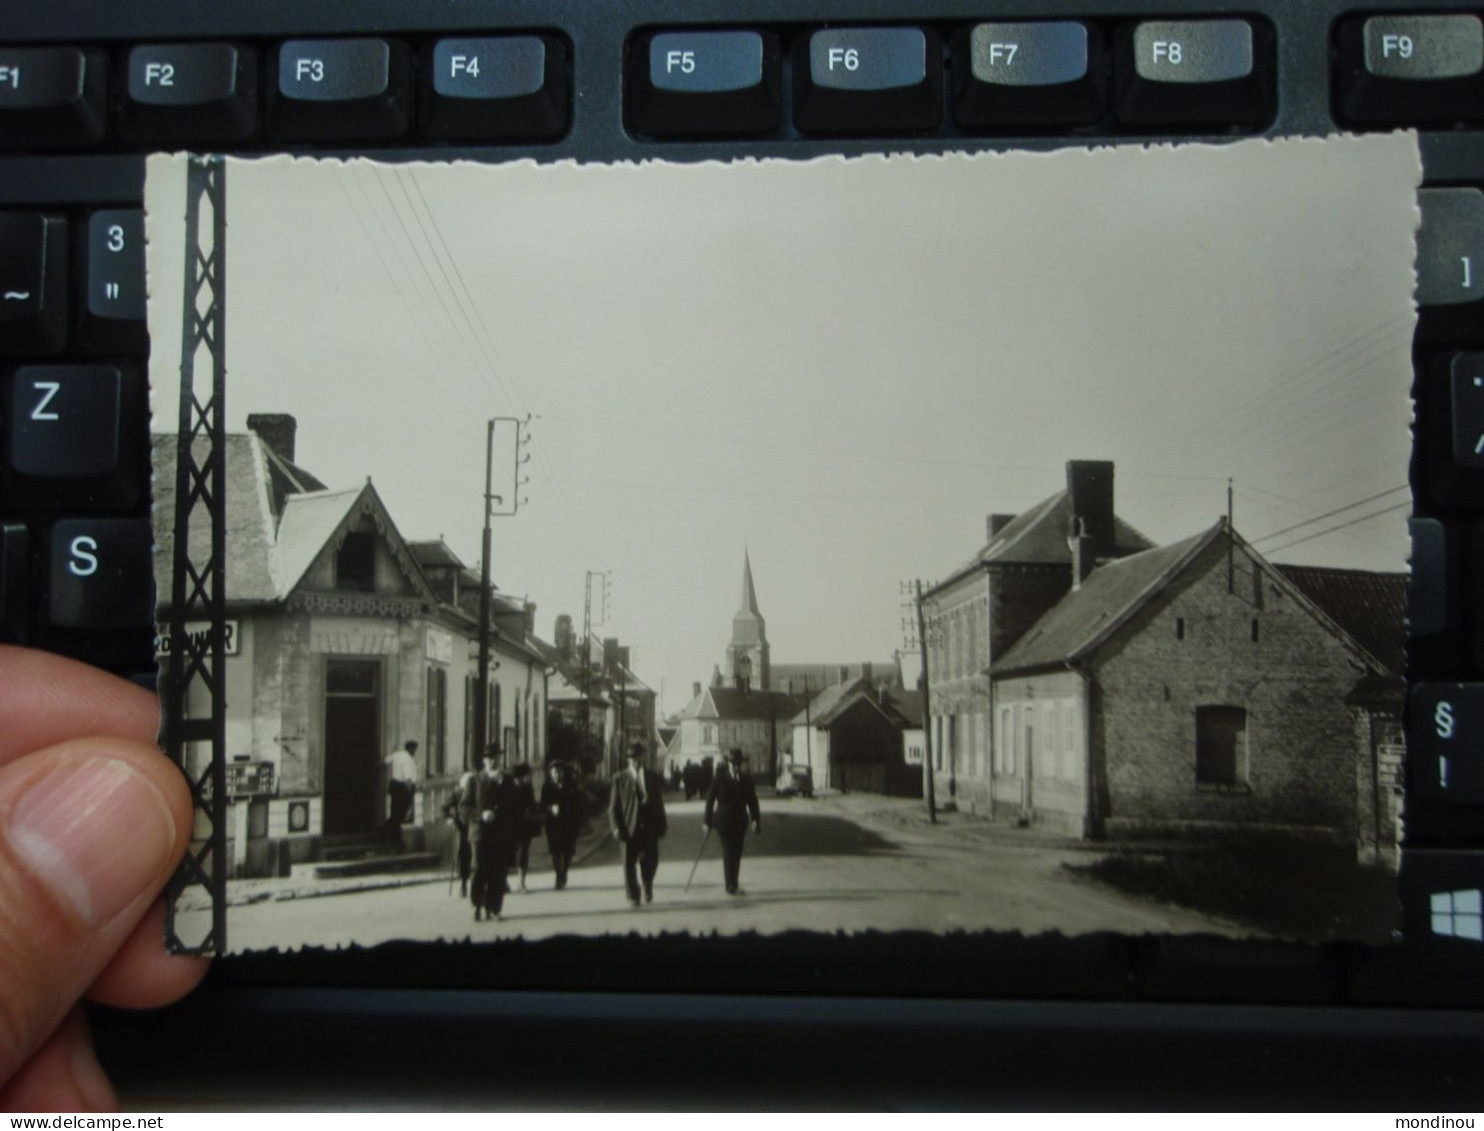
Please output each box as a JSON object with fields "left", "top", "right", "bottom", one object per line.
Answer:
{"left": 1262, "top": 500, "right": 1412, "bottom": 557}
{"left": 1251, "top": 484, "right": 1410, "bottom": 545}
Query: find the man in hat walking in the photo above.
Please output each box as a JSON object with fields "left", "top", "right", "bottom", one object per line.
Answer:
{"left": 705, "top": 747, "right": 761, "bottom": 896}
{"left": 463, "top": 747, "right": 521, "bottom": 921}
{"left": 609, "top": 742, "right": 667, "bottom": 906}
{"left": 542, "top": 761, "right": 583, "bottom": 890}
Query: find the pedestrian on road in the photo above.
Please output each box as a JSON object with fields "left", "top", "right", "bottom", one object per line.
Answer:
{"left": 464, "top": 748, "right": 521, "bottom": 921}
{"left": 704, "top": 747, "right": 761, "bottom": 896}
{"left": 609, "top": 742, "right": 667, "bottom": 907}
{"left": 541, "top": 761, "right": 582, "bottom": 890}
{"left": 383, "top": 739, "right": 420, "bottom": 841}
{"left": 445, "top": 767, "right": 476, "bottom": 897}
{"left": 511, "top": 762, "right": 540, "bottom": 893}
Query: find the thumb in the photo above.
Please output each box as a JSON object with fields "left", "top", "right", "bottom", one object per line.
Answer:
{"left": 0, "top": 738, "right": 190, "bottom": 1088}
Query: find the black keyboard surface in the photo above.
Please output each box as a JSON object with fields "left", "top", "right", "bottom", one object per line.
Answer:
{"left": 4, "top": 0, "right": 1484, "bottom": 1109}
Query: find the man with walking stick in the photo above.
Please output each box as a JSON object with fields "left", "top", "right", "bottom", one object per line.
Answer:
{"left": 610, "top": 742, "right": 667, "bottom": 907}
{"left": 705, "top": 747, "right": 761, "bottom": 896}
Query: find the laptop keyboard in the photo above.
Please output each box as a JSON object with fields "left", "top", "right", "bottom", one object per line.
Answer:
{"left": 2, "top": 0, "right": 1483, "bottom": 1016}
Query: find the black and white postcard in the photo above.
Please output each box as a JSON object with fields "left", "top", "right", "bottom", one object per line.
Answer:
{"left": 147, "top": 135, "right": 1420, "bottom": 955}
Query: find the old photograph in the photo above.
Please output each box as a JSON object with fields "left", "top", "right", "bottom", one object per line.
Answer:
{"left": 146, "top": 136, "right": 1420, "bottom": 954}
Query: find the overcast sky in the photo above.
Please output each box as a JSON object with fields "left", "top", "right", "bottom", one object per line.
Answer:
{"left": 147, "top": 136, "right": 1420, "bottom": 715}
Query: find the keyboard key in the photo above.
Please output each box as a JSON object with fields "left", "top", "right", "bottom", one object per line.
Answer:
{"left": 1409, "top": 684, "right": 1484, "bottom": 804}
{"left": 81, "top": 210, "right": 147, "bottom": 354}
{"left": 1420, "top": 354, "right": 1484, "bottom": 512}
{"left": 1115, "top": 19, "right": 1273, "bottom": 127}
{"left": 0, "top": 46, "right": 108, "bottom": 148}
{"left": 420, "top": 35, "right": 570, "bottom": 141}
{"left": 3, "top": 365, "right": 145, "bottom": 511}
{"left": 628, "top": 30, "right": 780, "bottom": 137}
{"left": 47, "top": 518, "right": 154, "bottom": 631}
{"left": 1401, "top": 852, "right": 1484, "bottom": 965}
{"left": 1409, "top": 518, "right": 1458, "bottom": 640}
{"left": 0, "top": 523, "right": 28, "bottom": 644}
{"left": 1453, "top": 363, "right": 1484, "bottom": 471}
{"left": 269, "top": 39, "right": 410, "bottom": 141}
{"left": 1365, "top": 15, "right": 1483, "bottom": 80}
{"left": 0, "top": 212, "right": 66, "bottom": 357}
{"left": 1337, "top": 15, "right": 1484, "bottom": 125}
{"left": 121, "top": 43, "right": 258, "bottom": 144}
{"left": 952, "top": 22, "right": 1103, "bottom": 129}
{"left": 1417, "top": 188, "right": 1484, "bottom": 307}
{"left": 794, "top": 27, "right": 943, "bottom": 134}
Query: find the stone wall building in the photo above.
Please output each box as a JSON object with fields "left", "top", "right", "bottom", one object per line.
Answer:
{"left": 154, "top": 417, "right": 549, "bottom": 878}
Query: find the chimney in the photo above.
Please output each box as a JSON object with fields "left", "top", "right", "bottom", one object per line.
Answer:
{"left": 554, "top": 614, "right": 574, "bottom": 661}
{"left": 987, "top": 513, "right": 1017, "bottom": 539}
{"left": 1066, "top": 460, "right": 1115, "bottom": 564}
{"left": 1069, "top": 518, "right": 1094, "bottom": 589}
{"left": 862, "top": 661, "right": 873, "bottom": 683}
{"left": 692, "top": 681, "right": 702, "bottom": 699}
{"left": 247, "top": 413, "right": 297, "bottom": 462}
{"left": 524, "top": 601, "right": 536, "bottom": 636}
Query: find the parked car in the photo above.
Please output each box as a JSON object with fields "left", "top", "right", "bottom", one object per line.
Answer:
{"left": 775, "top": 763, "right": 815, "bottom": 798}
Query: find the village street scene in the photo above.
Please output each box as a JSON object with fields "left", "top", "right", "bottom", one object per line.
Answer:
{"left": 144, "top": 144, "right": 1418, "bottom": 951}
{"left": 157, "top": 416, "right": 1406, "bottom": 949}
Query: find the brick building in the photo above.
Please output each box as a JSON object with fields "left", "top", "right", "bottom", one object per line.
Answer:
{"left": 920, "top": 460, "right": 1152, "bottom": 813}
{"left": 989, "top": 519, "right": 1402, "bottom": 855}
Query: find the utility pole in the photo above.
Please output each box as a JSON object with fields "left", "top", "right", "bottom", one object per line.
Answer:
{"left": 915, "top": 579, "right": 938, "bottom": 824}
{"left": 472, "top": 417, "right": 530, "bottom": 766}
{"left": 582, "top": 570, "right": 610, "bottom": 776}
{"left": 1227, "top": 476, "right": 1235, "bottom": 594}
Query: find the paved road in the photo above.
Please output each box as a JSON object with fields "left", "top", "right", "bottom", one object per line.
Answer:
{"left": 221, "top": 794, "right": 1249, "bottom": 952}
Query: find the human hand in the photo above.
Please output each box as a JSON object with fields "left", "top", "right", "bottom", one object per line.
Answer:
{"left": 753, "top": 821, "right": 761, "bottom": 836}
{"left": 0, "top": 646, "right": 209, "bottom": 1110}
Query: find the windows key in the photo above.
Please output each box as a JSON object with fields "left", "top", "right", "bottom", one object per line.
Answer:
{"left": 627, "top": 30, "right": 780, "bottom": 137}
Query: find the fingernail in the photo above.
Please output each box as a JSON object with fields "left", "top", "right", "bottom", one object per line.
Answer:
{"left": 7, "top": 759, "right": 176, "bottom": 925}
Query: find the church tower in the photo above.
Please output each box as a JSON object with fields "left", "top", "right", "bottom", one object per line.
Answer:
{"left": 727, "top": 550, "right": 770, "bottom": 691}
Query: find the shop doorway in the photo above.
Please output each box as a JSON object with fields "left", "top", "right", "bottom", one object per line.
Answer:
{"left": 323, "top": 659, "right": 382, "bottom": 836}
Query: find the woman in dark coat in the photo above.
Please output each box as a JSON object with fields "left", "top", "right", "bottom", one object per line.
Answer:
{"left": 541, "top": 761, "right": 583, "bottom": 890}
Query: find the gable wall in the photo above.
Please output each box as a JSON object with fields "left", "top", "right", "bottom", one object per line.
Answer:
{"left": 1092, "top": 540, "right": 1365, "bottom": 841}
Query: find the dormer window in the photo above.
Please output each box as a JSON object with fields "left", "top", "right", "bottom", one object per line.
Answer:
{"left": 336, "top": 531, "right": 376, "bottom": 592}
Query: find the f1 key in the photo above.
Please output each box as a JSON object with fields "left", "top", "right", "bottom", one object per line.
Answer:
{"left": 0, "top": 47, "right": 109, "bottom": 147}
{"left": 1410, "top": 684, "right": 1484, "bottom": 803}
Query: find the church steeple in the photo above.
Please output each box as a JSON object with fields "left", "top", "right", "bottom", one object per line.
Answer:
{"left": 727, "top": 549, "right": 770, "bottom": 690}
{"left": 737, "top": 549, "right": 762, "bottom": 623}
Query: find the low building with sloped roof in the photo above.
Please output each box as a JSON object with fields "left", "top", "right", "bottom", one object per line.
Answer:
{"left": 790, "top": 679, "right": 923, "bottom": 796}
{"left": 986, "top": 517, "right": 1402, "bottom": 860}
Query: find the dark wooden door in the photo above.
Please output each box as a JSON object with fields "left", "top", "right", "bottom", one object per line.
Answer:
{"left": 323, "top": 659, "right": 382, "bottom": 836}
